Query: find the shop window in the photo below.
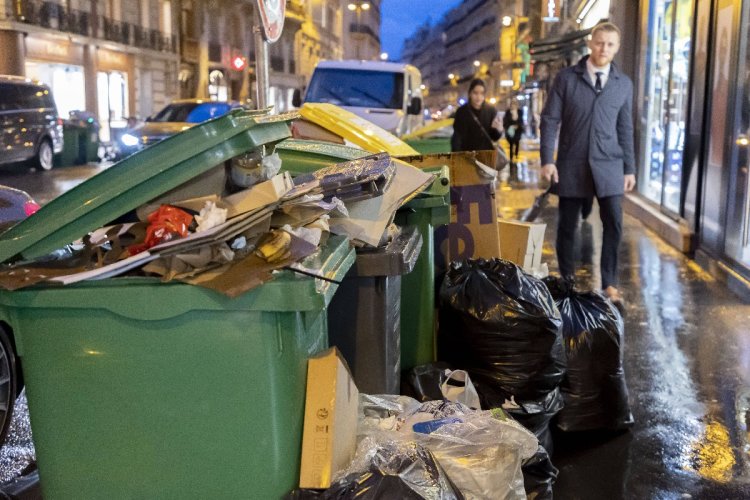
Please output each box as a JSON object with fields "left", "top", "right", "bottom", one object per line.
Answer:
{"left": 638, "top": 0, "right": 693, "bottom": 214}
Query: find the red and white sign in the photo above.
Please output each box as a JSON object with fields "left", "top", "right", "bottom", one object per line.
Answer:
{"left": 256, "top": 0, "right": 286, "bottom": 43}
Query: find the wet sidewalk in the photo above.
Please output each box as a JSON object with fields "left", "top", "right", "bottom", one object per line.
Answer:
{"left": 499, "top": 161, "right": 750, "bottom": 499}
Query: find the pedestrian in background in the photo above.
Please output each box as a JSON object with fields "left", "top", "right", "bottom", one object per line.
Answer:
{"left": 451, "top": 78, "right": 503, "bottom": 152}
{"left": 540, "top": 22, "right": 636, "bottom": 309}
{"left": 503, "top": 100, "right": 524, "bottom": 161}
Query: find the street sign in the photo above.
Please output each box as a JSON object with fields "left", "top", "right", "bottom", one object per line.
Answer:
{"left": 256, "top": 0, "right": 285, "bottom": 43}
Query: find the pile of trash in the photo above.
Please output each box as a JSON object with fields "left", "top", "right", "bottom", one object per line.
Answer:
{"left": 0, "top": 152, "right": 433, "bottom": 297}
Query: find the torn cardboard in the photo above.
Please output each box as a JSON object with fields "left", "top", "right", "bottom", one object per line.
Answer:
{"left": 498, "top": 219, "right": 546, "bottom": 271}
{"left": 299, "top": 347, "right": 359, "bottom": 490}
{"left": 403, "top": 151, "right": 501, "bottom": 265}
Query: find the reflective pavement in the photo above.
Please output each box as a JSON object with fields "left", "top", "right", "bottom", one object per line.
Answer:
{"left": 499, "top": 158, "right": 750, "bottom": 499}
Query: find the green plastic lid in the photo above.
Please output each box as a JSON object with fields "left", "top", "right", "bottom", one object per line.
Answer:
{"left": 0, "top": 109, "right": 293, "bottom": 262}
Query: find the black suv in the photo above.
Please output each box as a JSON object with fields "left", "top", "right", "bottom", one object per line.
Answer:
{"left": 0, "top": 75, "right": 63, "bottom": 170}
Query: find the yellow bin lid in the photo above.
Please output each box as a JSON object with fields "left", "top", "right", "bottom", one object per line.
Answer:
{"left": 400, "top": 118, "right": 454, "bottom": 141}
{"left": 299, "top": 103, "right": 418, "bottom": 156}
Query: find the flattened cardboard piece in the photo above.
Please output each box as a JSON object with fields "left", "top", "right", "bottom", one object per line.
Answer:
{"left": 185, "top": 231, "right": 318, "bottom": 297}
{"left": 328, "top": 160, "right": 433, "bottom": 247}
{"left": 299, "top": 347, "right": 359, "bottom": 490}
{"left": 498, "top": 219, "right": 547, "bottom": 270}
{"left": 223, "top": 172, "right": 294, "bottom": 218}
{"left": 291, "top": 119, "right": 346, "bottom": 144}
{"left": 402, "top": 151, "right": 501, "bottom": 265}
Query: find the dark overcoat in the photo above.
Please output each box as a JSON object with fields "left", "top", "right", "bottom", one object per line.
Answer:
{"left": 540, "top": 55, "right": 635, "bottom": 198}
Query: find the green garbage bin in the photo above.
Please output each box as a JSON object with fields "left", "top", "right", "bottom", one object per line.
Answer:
{"left": 83, "top": 119, "right": 101, "bottom": 163}
{"left": 54, "top": 121, "right": 85, "bottom": 167}
{"left": 394, "top": 172, "right": 450, "bottom": 371}
{"left": 404, "top": 137, "right": 452, "bottom": 155}
{"left": 0, "top": 110, "right": 356, "bottom": 499}
{"left": 276, "top": 140, "right": 452, "bottom": 373}
{"left": 276, "top": 138, "right": 369, "bottom": 175}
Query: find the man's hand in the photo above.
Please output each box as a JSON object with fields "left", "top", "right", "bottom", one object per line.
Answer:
{"left": 541, "top": 163, "right": 558, "bottom": 183}
{"left": 624, "top": 174, "right": 636, "bottom": 192}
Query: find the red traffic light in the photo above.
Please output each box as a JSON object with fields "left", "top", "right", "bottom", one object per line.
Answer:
{"left": 232, "top": 56, "right": 246, "bottom": 71}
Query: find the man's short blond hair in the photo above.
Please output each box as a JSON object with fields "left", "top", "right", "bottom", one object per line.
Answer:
{"left": 592, "top": 22, "right": 621, "bottom": 39}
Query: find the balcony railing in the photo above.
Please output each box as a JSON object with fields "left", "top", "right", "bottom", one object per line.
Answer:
{"left": 6, "top": 0, "right": 176, "bottom": 53}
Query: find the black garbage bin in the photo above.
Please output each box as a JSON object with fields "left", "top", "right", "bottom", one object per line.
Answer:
{"left": 328, "top": 226, "right": 422, "bottom": 394}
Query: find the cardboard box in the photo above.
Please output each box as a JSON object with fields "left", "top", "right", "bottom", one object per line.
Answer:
{"left": 299, "top": 347, "right": 360, "bottom": 489}
{"left": 401, "top": 151, "right": 501, "bottom": 265}
{"left": 498, "top": 219, "right": 546, "bottom": 270}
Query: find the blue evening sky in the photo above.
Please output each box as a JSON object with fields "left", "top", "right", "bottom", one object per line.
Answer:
{"left": 380, "top": 0, "right": 461, "bottom": 61}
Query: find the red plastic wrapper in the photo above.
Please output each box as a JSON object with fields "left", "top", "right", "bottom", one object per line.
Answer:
{"left": 129, "top": 205, "right": 193, "bottom": 255}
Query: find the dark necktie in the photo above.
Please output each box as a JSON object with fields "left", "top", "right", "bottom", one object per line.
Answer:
{"left": 595, "top": 72, "right": 603, "bottom": 94}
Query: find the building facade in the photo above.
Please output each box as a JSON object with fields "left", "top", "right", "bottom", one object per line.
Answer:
{"left": 0, "top": 0, "right": 180, "bottom": 142}
{"left": 342, "top": 0, "right": 381, "bottom": 60}
{"left": 295, "top": 0, "right": 345, "bottom": 90}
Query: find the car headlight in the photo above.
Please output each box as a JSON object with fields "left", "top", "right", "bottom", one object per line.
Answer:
{"left": 121, "top": 133, "right": 139, "bottom": 147}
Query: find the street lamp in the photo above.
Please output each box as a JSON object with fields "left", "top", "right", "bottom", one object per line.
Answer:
{"left": 502, "top": 15, "right": 512, "bottom": 27}
{"left": 348, "top": 2, "right": 371, "bottom": 59}
{"left": 473, "top": 60, "right": 481, "bottom": 67}
{"left": 380, "top": 52, "right": 389, "bottom": 61}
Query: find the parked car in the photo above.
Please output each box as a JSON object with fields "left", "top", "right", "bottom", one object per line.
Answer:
{"left": 0, "top": 185, "right": 39, "bottom": 444}
{"left": 117, "top": 99, "right": 244, "bottom": 158}
{"left": 0, "top": 75, "right": 64, "bottom": 170}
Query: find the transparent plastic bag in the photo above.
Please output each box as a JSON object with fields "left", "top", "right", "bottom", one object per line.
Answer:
{"left": 355, "top": 395, "right": 538, "bottom": 500}
{"left": 416, "top": 412, "right": 537, "bottom": 500}
{"left": 333, "top": 438, "right": 465, "bottom": 500}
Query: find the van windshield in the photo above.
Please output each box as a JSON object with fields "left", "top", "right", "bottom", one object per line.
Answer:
{"left": 305, "top": 69, "right": 404, "bottom": 109}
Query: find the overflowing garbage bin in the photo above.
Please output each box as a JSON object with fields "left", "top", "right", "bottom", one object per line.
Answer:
{"left": 328, "top": 225, "right": 422, "bottom": 394}
{"left": 0, "top": 110, "right": 358, "bottom": 499}
{"left": 394, "top": 168, "right": 450, "bottom": 371}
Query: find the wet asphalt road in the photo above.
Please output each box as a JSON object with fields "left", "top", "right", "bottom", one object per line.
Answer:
{"left": 501, "top": 162, "right": 750, "bottom": 499}
{"left": 0, "top": 162, "right": 109, "bottom": 205}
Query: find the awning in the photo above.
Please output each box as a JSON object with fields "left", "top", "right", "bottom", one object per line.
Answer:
{"left": 529, "top": 27, "right": 592, "bottom": 63}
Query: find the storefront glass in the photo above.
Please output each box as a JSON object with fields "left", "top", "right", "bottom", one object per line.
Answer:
{"left": 638, "top": 0, "right": 694, "bottom": 214}
{"left": 723, "top": 0, "right": 750, "bottom": 269}
{"left": 25, "top": 61, "right": 85, "bottom": 119}
{"left": 97, "top": 71, "right": 129, "bottom": 143}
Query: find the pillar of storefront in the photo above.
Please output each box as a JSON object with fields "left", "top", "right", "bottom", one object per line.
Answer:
{"left": 83, "top": 44, "right": 99, "bottom": 116}
{"left": 196, "top": 40, "right": 209, "bottom": 98}
{"left": 0, "top": 30, "right": 25, "bottom": 76}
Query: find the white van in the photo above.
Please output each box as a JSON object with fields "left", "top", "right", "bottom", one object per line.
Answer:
{"left": 293, "top": 60, "right": 424, "bottom": 136}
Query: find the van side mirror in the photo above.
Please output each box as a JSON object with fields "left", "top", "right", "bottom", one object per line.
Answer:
{"left": 292, "top": 89, "right": 302, "bottom": 108}
{"left": 407, "top": 97, "right": 422, "bottom": 115}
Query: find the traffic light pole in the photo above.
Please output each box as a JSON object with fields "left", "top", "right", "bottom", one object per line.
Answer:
{"left": 254, "top": 10, "right": 270, "bottom": 110}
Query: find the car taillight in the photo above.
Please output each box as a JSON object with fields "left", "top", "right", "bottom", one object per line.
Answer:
{"left": 23, "top": 201, "right": 41, "bottom": 217}
{"left": 57, "top": 118, "right": 64, "bottom": 126}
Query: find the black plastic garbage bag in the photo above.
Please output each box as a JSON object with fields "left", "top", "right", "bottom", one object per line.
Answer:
{"left": 543, "top": 277, "right": 634, "bottom": 431}
{"left": 438, "top": 259, "right": 566, "bottom": 403}
{"left": 401, "top": 362, "right": 454, "bottom": 402}
{"left": 289, "top": 441, "right": 464, "bottom": 500}
{"left": 522, "top": 445, "right": 558, "bottom": 500}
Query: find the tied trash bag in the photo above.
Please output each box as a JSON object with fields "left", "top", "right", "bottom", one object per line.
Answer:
{"left": 521, "top": 445, "right": 558, "bottom": 500}
{"left": 543, "top": 277, "right": 634, "bottom": 431}
{"left": 438, "top": 259, "right": 566, "bottom": 403}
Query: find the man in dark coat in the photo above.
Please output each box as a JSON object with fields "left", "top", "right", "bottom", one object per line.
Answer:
{"left": 540, "top": 22, "right": 636, "bottom": 308}
{"left": 451, "top": 78, "right": 502, "bottom": 152}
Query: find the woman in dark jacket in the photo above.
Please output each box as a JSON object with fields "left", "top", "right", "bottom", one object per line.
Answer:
{"left": 503, "top": 100, "right": 524, "bottom": 160}
{"left": 450, "top": 78, "right": 502, "bottom": 152}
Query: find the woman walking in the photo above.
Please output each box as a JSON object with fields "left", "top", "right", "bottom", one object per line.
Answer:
{"left": 450, "top": 78, "right": 502, "bottom": 152}
{"left": 503, "top": 101, "right": 524, "bottom": 161}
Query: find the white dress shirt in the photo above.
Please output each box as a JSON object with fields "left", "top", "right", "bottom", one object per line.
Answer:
{"left": 586, "top": 58, "right": 611, "bottom": 89}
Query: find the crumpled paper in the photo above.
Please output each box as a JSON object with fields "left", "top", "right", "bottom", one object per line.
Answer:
{"left": 195, "top": 201, "right": 228, "bottom": 233}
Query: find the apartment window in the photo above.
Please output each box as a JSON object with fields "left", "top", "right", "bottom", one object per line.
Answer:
{"left": 161, "top": 1, "right": 172, "bottom": 36}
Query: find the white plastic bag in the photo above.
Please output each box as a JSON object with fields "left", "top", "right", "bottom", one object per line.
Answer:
{"left": 418, "top": 412, "right": 537, "bottom": 500}
{"left": 441, "top": 369, "right": 482, "bottom": 410}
